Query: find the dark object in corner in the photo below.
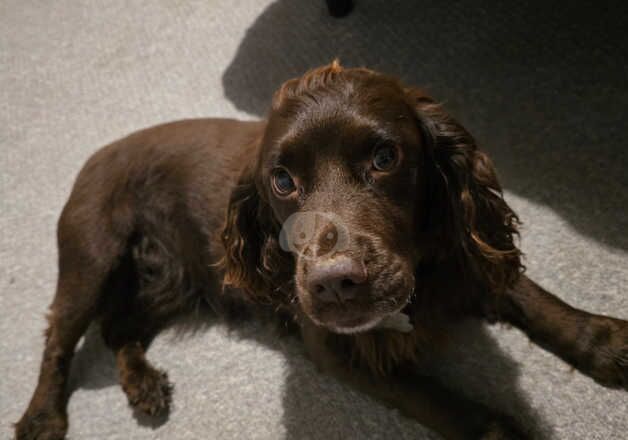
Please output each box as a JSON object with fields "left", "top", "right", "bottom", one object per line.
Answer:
{"left": 326, "top": 0, "right": 354, "bottom": 17}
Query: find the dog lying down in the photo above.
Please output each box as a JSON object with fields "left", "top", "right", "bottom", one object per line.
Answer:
{"left": 16, "top": 62, "right": 628, "bottom": 440}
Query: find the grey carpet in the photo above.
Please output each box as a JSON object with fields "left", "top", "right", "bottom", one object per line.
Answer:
{"left": 1, "top": 1, "right": 627, "bottom": 439}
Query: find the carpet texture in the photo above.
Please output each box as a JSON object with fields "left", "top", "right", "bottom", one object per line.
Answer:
{"left": 1, "top": 1, "right": 627, "bottom": 439}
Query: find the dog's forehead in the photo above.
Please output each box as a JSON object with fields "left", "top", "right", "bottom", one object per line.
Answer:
{"left": 269, "top": 102, "right": 416, "bottom": 159}
{"left": 299, "top": 88, "right": 412, "bottom": 132}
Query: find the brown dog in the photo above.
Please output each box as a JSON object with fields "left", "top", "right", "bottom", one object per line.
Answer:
{"left": 15, "top": 62, "right": 627, "bottom": 439}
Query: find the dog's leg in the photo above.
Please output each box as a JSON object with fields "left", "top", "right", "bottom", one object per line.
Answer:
{"left": 300, "top": 320, "right": 527, "bottom": 440}
{"left": 15, "top": 195, "right": 129, "bottom": 440}
{"left": 15, "top": 265, "right": 112, "bottom": 440}
{"left": 98, "top": 229, "right": 199, "bottom": 418}
{"left": 489, "top": 274, "right": 627, "bottom": 389}
{"left": 114, "top": 341, "right": 173, "bottom": 417}
{"left": 101, "top": 312, "right": 173, "bottom": 417}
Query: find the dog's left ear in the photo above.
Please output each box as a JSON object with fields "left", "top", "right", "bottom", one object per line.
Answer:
{"left": 406, "top": 88, "right": 523, "bottom": 292}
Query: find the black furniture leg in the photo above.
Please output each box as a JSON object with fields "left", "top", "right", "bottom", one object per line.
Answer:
{"left": 326, "top": 0, "right": 354, "bottom": 18}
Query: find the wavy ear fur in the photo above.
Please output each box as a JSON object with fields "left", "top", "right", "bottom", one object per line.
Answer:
{"left": 219, "top": 164, "right": 293, "bottom": 304}
{"left": 408, "top": 89, "right": 523, "bottom": 293}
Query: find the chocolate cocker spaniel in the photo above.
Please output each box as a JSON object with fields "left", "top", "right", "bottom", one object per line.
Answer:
{"left": 16, "top": 62, "right": 627, "bottom": 440}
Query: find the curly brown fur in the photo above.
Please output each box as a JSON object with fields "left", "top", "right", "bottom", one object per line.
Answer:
{"left": 16, "top": 63, "right": 627, "bottom": 440}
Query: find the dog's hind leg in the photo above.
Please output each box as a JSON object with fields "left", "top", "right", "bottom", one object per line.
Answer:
{"left": 99, "top": 231, "right": 193, "bottom": 418}
{"left": 101, "top": 308, "right": 174, "bottom": 418}
{"left": 115, "top": 341, "right": 173, "bottom": 417}
{"left": 15, "top": 207, "right": 128, "bottom": 440}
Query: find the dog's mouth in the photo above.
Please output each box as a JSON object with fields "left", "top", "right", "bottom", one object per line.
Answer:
{"left": 323, "top": 302, "right": 413, "bottom": 334}
{"left": 298, "top": 288, "right": 414, "bottom": 334}
{"left": 328, "top": 316, "right": 384, "bottom": 334}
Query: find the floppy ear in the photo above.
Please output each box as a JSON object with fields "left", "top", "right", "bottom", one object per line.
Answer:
{"left": 219, "top": 163, "right": 294, "bottom": 304}
{"left": 408, "top": 89, "right": 523, "bottom": 293}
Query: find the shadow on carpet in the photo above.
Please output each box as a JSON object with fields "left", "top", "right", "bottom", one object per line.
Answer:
{"left": 65, "top": 316, "right": 552, "bottom": 438}
{"left": 222, "top": 0, "right": 628, "bottom": 252}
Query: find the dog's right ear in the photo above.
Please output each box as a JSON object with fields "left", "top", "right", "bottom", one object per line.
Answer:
{"left": 219, "top": 162, "right": 292, "bottom": 304}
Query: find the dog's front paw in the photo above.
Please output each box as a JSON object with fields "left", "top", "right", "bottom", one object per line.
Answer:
{"left": 581, "top": 316, "right": 628, "bottom": 390}
{"left": 120, "top": 365, "right": 173, "bottom": 416}
{"left": 14, "top": 408, "right": 68, "bottom": 440}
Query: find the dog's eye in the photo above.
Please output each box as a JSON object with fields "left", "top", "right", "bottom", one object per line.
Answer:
{"left": 372, "top": 144, "right": 398, "bottom": 171}
{"left": 271, "top": 168, "right": 296, "bottom": 196}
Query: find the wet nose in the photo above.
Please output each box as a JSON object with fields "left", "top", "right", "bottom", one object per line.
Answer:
{"left": 306, "top": 256, "right": 367, "bottom": 303}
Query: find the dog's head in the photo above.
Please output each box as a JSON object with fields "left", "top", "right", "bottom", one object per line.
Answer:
{"left": 221, "top": 62, "right": 521, "bottom": 333}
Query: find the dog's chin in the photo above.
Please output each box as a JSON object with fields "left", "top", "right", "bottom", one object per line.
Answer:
{"left": 327, "top": 316, "right": 384, "bottom": 334}
{"left": 306, "top": 301, "right": 410, "bottom": 335}
{"left": 306, "top": 312, "right": 383, "bottom": 334}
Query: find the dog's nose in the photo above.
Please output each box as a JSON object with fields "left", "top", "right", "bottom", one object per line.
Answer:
{"left": 306, "top": 256, "right": 367, "bottom": 303}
